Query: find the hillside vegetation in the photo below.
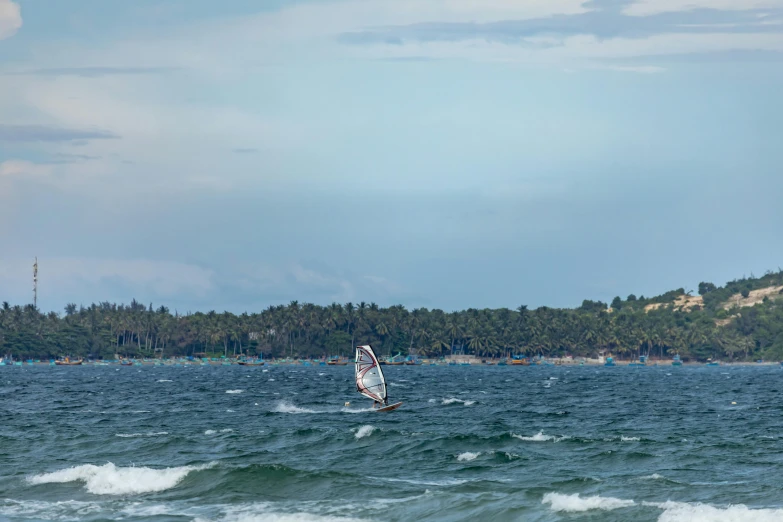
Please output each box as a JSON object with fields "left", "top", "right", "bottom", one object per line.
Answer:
{"left": 2, "top": 269, "right": 783, "bottom": 362}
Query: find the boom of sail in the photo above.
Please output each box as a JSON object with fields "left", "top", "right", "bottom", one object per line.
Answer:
{"left": 355, "top": 345, "right": 387, "bottom": 405}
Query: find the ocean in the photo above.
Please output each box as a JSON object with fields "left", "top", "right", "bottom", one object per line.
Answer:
{"left": 1, "top": 364, "right": 783, "bottom": 521}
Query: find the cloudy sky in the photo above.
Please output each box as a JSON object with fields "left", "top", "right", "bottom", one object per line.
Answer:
{"left": 0, "top": 0, "right": 782, "bottom": 313}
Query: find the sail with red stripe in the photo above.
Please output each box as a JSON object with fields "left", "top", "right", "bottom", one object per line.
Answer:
{"left": 355, "top": 345, "right": 387, "bottom": 405}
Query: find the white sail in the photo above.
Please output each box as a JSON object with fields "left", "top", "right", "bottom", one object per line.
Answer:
{"left": 355, "top": 345, "right": 387, "bottom": 405}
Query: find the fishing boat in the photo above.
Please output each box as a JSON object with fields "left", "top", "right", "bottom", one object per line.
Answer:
{"left": 355, "top": 345, "right": 402, "bottom": 412}
{"left": 327, "top": 356, "right": 349, "bottom": 366}
{"left": 604, "top": 356, "right": 616, "bottom": 367}
{"left": 706, "top": 358, "right": 720, "bottom": 366}
{"left": 55, "top": 357, "right": 83, "bottom": 366}
{"left": 237, "top": 357, "right": 264, "bottom": 366}
{"left": 404, "top": 355, "right": 422, "bottom": 366}
{"left": 383, "top": 354, "right": 405, "bottom": 366}
{"left": 672, "top": 354, "right": 683, "bottom": 366}
{"left": 510, "top": 355, "right": 529, "bottom": 366}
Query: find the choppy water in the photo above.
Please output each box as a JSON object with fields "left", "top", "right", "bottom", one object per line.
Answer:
{"left": 2, "top": 365, "right": 783, "bottom": 521}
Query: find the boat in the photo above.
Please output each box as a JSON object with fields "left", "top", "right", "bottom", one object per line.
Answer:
{"left": 510, "top": 355, "right": 529, "bottom": 366}
{"left": 384, "top": 354, "right": 406, "bottom": 366}
{"left": 55, "top": 357, "right": 83, "bottom": 366}
{"left": 327, "top": 356, "right": 349, "bottom": 366}
{"left": 404, "top": 355, "right": 422, "bottom": 366}
{"left": 706, "top": 358, "right": 720, "bottom": 366}
{"left": 237, "top": 358, "right": 265, "bottom": 366}
{"left": 355, "top": 344, "right": 402, "bottom": 412}
{"left": 672, "top": 354, "right": 683, "bottom": 366}
{"left": 604, "top": 356, "right": 616, "bottom": 367}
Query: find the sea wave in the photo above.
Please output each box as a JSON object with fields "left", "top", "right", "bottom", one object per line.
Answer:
{"left": 542, "top": 492, "right": 635, "bottom": 512}
{"left": 273, "top": 401, "right": 320, "bottom": 414}
{"left": 115, "top": 431, "right": 168, "bottom": 438}
{"left": 226, "top": 389, "right": 244, "bottom": 394}
{"left": 457, "top": 452, "right": 480, "bottom": 462}
{"left": 513, "top": 431, "right": 569, "bottom": 442}
{"left": 442, "top": 398, "right": 475, "bottom": 406}
{"left": 646, "top": 501, "right": 783, "bottom": 522}
{"left": 26, "top": 462, "right": 215, "bottom": 495}
{"left": 354, "top": 425, "right": 375, "bottom": 439}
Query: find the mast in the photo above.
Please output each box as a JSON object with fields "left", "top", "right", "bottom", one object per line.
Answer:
{"left": 33, "top": 257, "right": 38, "bottom": 308}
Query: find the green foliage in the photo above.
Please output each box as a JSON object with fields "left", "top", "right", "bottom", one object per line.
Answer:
{"left": 699, "top": 282, "right": 717, "bottom": 295}
{"left": 2, "top": 270, "right": 783, "bottom": 362}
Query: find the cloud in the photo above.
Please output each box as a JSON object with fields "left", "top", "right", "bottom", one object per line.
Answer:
{"left": 624, "top": 0, "right": 783, "bottom": 16}
{"left": 0, "top": 0, "right": 21, "bottom": 40}
{"left": 2, "top": 67, "right": 180, "bottom": 77}
{"left": 0, "top": 258, "right": 215, "bottom": 307}
{"left": 0, "top": 124, "right": 119, "bottom": 142}
{"left": 0, "top": 160, "right": 53, "bottom": 179}
{"left": 338, "top": 7, "right": 783, "bottom": 45}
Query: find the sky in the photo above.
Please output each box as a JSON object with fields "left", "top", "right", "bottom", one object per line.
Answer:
{"left": 0, "top": 0, "right": 782, "bottom": 314}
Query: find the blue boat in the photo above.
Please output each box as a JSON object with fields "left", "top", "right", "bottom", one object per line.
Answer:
{"left": 604, "top": 356, "right": 616, "bottom": 367}
{"left": 672, "top": 354, "right": 683, "bottom": 366}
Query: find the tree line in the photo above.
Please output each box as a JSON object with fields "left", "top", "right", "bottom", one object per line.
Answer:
{"left": 2, "top": 270, "right": 783, "bottom": 361}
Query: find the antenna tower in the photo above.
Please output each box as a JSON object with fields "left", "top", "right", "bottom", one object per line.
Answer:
{"left": 33, "top": 257, "right": 38, "bottom": 308}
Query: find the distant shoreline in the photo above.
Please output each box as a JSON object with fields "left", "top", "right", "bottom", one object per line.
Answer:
{"left": 3, "top": 359, "right": 780, "bottom": 368}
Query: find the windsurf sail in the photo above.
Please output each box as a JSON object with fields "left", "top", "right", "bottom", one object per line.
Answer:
{"left": 355, "top": 345, "right": 387, "bottom": 405}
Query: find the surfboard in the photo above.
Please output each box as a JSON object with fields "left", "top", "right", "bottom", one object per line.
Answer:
{"left": 375, "top": 401, "right": 403, "bottom": 412}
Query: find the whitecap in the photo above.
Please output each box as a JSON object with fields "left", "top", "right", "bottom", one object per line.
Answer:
{"left": 226, "top": 389, "right": 244, "bottom": 394}
{"left": 205, "top": 430, "right": 217, "bottom": 435}
{"left": 115, "top": 432, "right": 168, "bottom": 438}
{"left": 513, "top": 431, "right": 569, "bottom": 442}
{"left": 354, "top": 425, "right": 375, "bottom": 439}
{"left": 457, "top": 452, "right": 480, "bottom": 462}
{"left": 26, "top": 462, "right": 215, "bottom": 495}
{"left": 341, "top": 407, "right": 374, "bottom": 414}
{"left": 640, "top": 473, "right": 664, "bottom": 480}
{"left": 384, "top": 477, "right": 468, "bottom": 487}
{"left": 542, "top": 492, "right": 635, "bottom": 512}
{"left": 442, "top": 398, "right": 475, "bottom": 406}
{"left": 621, "top": 436, "right": 641, "bottom": 442}
{"left": 272, "top": 401, "right": 319, "bottom": 414}
{"left": 156, "top": 379, "right": 173, "bottom": 383}
{"left": 644, "top": 500, "right": 783, "bottom": 522}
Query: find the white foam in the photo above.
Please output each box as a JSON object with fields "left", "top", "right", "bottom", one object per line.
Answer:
{"left": 354, "top": 425, "right": 376, "bottom": 439}
{"left": 385, "top": 477, "right": 468, "bottom": 487}
{"left": 513, "top": 431, "right": 569, "bottom": 442}
{"left": 272, "top": 401, "right": 319, "bottom": 414}
{"left": 621, "top": 436, "right": 641, "bottom": 441}
{"left": 640, "top": 473, "right": 664, "bottom": 480}
{"left": 457, "top": 452, "right": 480, "bottom": 462}
{"left": 157, "top": 379, "right": 173, "bottom": 382}
{"left": 442, "top": 398, "right": 475, "bottom": 406}
{"left": 205, "top": 430, "right": 217, "bottom": 435}
{"left": 221, "top": 429, "right": 234, "bottom": 433}
{"left": 26, "top": 462, "right": 215, "bottom": 495}
{"left": 196, "top": 509, "right": 367, "bottom": 522}
{"left": 226, "top": 389, "right": 244, "bottom": 394}
{"left": 341, "top": 407, "right": 374, "bottom": 414}
{"left": 646, "top": 501, "right": 783, "bottom": 522}
{"left": 0, "top": 499, "right": 104, "bottom": 520}
{"left": 115, "top": 431, "right": 168, "bottom": 438}
{"left": 542, "top": 492, "right": 635, "bottom": 512}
